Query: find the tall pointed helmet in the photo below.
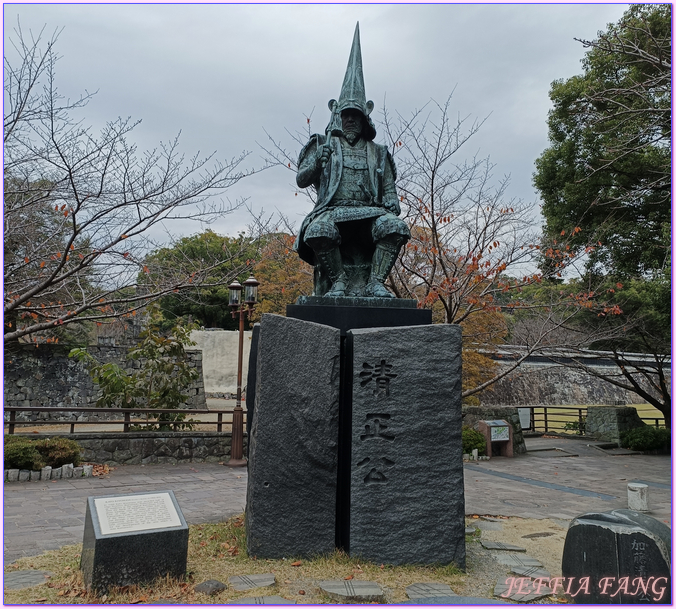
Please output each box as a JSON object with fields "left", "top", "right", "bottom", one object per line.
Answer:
{"left": 327, "top": 22, "right": 377, "bottom": 141}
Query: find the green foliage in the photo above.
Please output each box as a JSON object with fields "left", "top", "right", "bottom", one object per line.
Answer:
{"left": 462, "top": 426, "right": 487, "bottom": 455}
{"left": 4, "top": 436, "right": 45, "bottom": 470}
{"left": 147, "top": 230, "right": 259, "bottom": 331}
{"left": 70, "top": 322, "right": 200, "bottom": 430}
{"left": 564, "top": 417, "right": 586, "bottom": 435}
{"left": 4, "top": 436, "right": 82, "bottom": 469}
{"left": 620, "top": 427, "right": 670, "bottom": 452}
{"left": 533, "top": 4, "right": 670, "bottom": 277}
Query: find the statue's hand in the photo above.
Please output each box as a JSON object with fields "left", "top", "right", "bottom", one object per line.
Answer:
{"left": 317, "top": 144, "right": 332, "bottom": 168}
{"left": 384, "top": 199, "right": 401, "bottom": 215}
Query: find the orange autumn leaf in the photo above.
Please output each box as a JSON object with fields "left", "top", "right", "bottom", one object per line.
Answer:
{"left": 291, "top": 561, "right": 302, "bottom": 567}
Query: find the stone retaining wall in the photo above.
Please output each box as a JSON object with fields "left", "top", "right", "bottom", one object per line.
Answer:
{"left": 585, "top": 406, "right": 646, "bottom": 444}
{"left": 4, "top": 344, "right": 206, "bottom": 422}
{"left": 6, "top": 432, "right": 246, "bottom": 467}
{"left": 481, "top": 362, "right": 664, "bottom": 406}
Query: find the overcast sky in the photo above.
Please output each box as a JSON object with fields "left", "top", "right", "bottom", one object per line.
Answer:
{"left": 5, "top": 2, "right": 630, "bottom": 241}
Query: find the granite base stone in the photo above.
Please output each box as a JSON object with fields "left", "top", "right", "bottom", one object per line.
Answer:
{"left": 246, "top": 315, "right": 341, "bottom": 559}
{"left": 347, "top": 324, "right": 465, "bottom": 567}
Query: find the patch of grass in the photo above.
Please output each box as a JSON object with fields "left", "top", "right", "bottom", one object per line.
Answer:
{"left": 4, "top": 514, "right": 468, "bottom": 604}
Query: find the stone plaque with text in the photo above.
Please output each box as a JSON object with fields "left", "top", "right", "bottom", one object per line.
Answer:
{"left": 347, "top": 324, "right": 465, "bottom": 567}
{"left": 81, "top": 490, "right": 188, "bottom": 594}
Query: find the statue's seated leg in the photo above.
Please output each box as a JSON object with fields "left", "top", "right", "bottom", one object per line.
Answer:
{"left": 305, "top": 217, "right": 348, "bottom": 297}
{"left": 366, "top": 215, "right": 411, "bottom": 298}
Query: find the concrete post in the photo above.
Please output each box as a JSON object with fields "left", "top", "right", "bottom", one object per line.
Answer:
{"left": 627, "top": 482, "right": 649, "bottom": 512}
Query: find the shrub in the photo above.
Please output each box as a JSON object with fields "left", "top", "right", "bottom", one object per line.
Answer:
{"left": 620, "top": 427, "right": 670, "bottom": 452}
{"left": 35, "top": 436, "right": 82, "bottom": 467}
{"left": 4, "top": 436, "right": 45, "bottom": 470}
{"left": 4, "top": 435, "right": 81, "bottom": 469}
{"left": 462, "top": 426, "right": 487, "bottom": 455}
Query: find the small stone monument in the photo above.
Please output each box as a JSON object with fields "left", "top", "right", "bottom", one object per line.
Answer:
{"left": 561, "top": 509, "right": 671, "bottom": 604}
{"left": 80, "top": 491, "right": 188, "bottom": 594}
{"left": 477, "top": 419, "right": 514, "bottom": 457}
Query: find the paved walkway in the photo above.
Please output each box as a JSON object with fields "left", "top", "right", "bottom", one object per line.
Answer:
{"left": 4, "top": 463, "right": 247, "bottom": 563}
{"left": 464, "top": 436, "right": 671, "bottom": 524}
{"left": 3, "top": 436, "right": 670, "bottom": 564}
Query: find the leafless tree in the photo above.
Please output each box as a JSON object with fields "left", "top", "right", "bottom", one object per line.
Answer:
{"left": 4, "top": 24, "right": 260, "bottom": 344}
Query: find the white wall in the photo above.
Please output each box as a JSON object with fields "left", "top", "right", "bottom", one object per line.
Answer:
{"left": 189, "top": 330, "right": 252, "bottom": 395}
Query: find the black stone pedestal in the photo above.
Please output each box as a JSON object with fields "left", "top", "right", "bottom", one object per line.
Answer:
{"left": 249, "top": 300, "right": 463, "bottom": 567}
{"left": 287, "top": 297, "right": 431, "bottom": 336}
{"left": 287, "top": 300, "right": 433, "bottom": 553}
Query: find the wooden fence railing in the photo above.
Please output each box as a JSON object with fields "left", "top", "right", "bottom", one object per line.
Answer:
{"left": 5, "top": 405, "right": 663, "bottom": 437}
{"left": 518, "top": 405, "right": 664, "bottom": 435}
{"left": 4, "top": 407, "right": 245, "bottom": 435}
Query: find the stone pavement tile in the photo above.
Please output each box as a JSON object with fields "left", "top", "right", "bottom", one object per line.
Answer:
{"left": 474, "top": 521, "right": 503, "bottom": 531}
{"left": 3, "top": 570, "right": 54, "bottom": 590}
{"left": 494, "top": 576, "right": 553, "bottom": 602}
{"left": 510, "top": 566, "right": 551, "bottom": 579}
{"left": 228, "top": 574, "right": 276, "bottom": 591}
{"left": 229, "top": 596, "right": 295, "bottom": 604}
{"left": 406, "top": 583, "right": 456, "bottom": 598}
{"left": 492, "top": 554, "right": 544, "bottom": 568}
{"left": 400, "top": 596, "right": 508, "bottom": 605}
{"left": 481, "top": 541, "right": 526, "bottom": 552}
{"left": 66, "top": 480, "right": 96, "bottom": 488}
{"left": 319, "top": 580, "right": 385, "bottom": 602}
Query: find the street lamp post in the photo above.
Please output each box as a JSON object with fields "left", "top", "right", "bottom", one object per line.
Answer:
{"left": 226, "top": 274, "right": 259, "bottom": 467}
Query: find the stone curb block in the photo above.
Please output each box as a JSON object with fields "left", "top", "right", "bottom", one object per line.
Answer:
{"left": 3, "top": 462, "right": 94, "bottom": 482}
